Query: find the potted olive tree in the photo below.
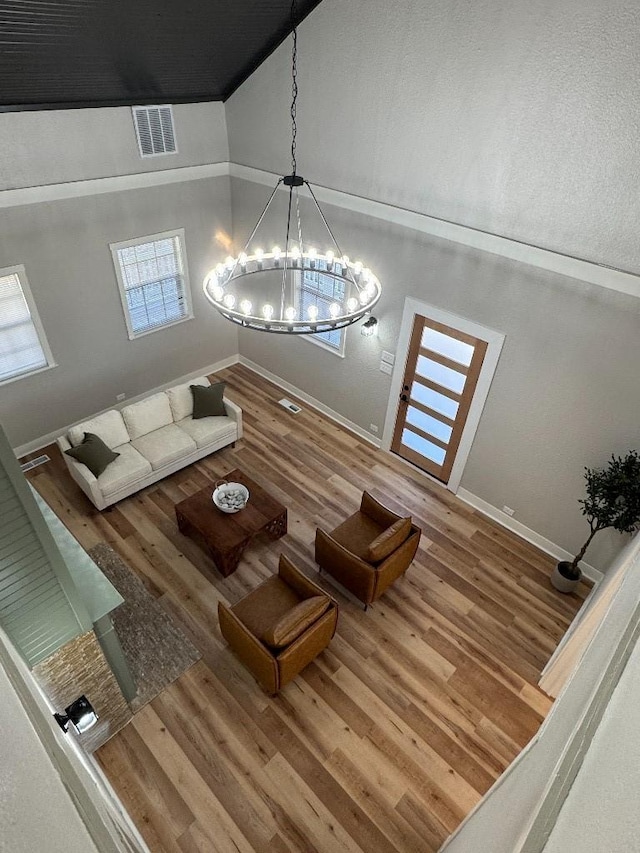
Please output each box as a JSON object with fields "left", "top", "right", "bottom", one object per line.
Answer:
{"left": 551, "top": 450, "right": 640, "bottom": 593}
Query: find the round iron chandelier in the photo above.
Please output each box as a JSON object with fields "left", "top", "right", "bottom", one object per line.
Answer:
{"left": 203, "top": 2, "right": 381, "bottom": 335}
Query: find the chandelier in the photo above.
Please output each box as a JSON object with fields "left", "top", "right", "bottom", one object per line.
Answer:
{"left": 203, "top": 2, "right": 381, "bottom": 335}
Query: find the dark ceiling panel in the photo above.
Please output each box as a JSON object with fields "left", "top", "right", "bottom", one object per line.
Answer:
{"left": 0, "top": 0, "right": 324, "bottom": 111}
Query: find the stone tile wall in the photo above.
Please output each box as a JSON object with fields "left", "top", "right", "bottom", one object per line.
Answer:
{"left": 33, "top": 630, "right": 131, "bottom": 752}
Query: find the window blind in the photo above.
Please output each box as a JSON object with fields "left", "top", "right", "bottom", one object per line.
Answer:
{"left": 115, "top": 235, "right": 187, "bottom": 336}
{"left": 0, "top": 272, "right": 48, "bottom": 383}
{"left": 300, "top": 262, "right": 345, "bottom": 349}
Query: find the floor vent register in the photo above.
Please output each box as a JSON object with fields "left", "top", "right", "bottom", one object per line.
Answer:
{"left": 20, "top": 454, "right": 51, "bottom": 472}
{"left": 278, "top": 399, "right": 302, "bottom": 414}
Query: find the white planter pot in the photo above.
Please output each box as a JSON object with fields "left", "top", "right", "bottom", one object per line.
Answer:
{"left": 551, "top": 561, "right": 581, "bottom": 594}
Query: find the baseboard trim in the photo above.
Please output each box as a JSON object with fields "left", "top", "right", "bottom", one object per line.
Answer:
{"left": 237, "top": 356, "right": 381, "bottom": 448}
{"left": 13, "top": 354, "right": 240, "bottom": 458}
{"left": 457, "top": 488, "right": 603, "bottom": 583}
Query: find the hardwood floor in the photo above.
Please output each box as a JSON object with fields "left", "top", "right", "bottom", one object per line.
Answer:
{"left": 25, "top": 363, "right": 590, "bottom": 853}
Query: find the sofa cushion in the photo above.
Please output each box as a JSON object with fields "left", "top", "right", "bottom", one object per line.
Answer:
{"left": 191, "top": 382, "right": 226, "bottom": 419}
{"left": 176, "top": 415, "right": 236, "bottom": 449}
{"left": 131, "top": 424, "right": 196, "bottom": 470}
{"left": 166, "top": 376, "right": 210, "bottom": 422}
{"left": 98, "top": 444, "right": 153, "bottom": 498}
{"left": 68, "top": 410, "right": 129, "bottom": 450}
{"left": 262, "top": 595, "right": 330, "bottom": 649}
{"left": 65, "top": 432, "right": 119, "bottom": 477}
{"left": 122, "top": 393, "right": 173, "bottom": 440}
{"left": 365, "top": 516, "right": 412, "bottom": 562}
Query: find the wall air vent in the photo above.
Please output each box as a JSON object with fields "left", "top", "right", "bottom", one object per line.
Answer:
{"left": 132, "top": 105, "right": 177, "bottom": 157}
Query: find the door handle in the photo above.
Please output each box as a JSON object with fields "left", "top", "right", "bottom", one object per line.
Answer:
{"left": 399, "top": 394, "right": 408, "bottom": 402}
{"left": 403, "top": 384, "right": 409, "bottom": 391}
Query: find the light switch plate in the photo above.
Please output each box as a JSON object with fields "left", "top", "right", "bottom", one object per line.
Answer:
{"left": 380, "top": 351, "right": 395, "bottom": 365}
{"left": 379, "top": 361, "right": 393, "bottom": 375}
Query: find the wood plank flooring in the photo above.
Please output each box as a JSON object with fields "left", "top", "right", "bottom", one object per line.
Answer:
{"left": 24, "top": 363, "right": 591, "bottom": 853}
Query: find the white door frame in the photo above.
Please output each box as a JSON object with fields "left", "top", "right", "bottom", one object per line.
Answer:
{"left": 381, "top": 297, "right": 505, "bottom": 493}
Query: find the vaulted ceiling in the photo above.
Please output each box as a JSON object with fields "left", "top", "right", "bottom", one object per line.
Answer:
{"left": 0, "top": 0, "right": 323, "bottom": 111}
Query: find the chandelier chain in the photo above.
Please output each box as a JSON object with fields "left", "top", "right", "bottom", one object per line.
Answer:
{"left": 295, "top": 187, "right": 303, "bottom": 250}
{"left": 290, "top": 0, "right": 298, "bottom": 175}
{"left": 202, "top": 0, "right": 381, "bottom": 334}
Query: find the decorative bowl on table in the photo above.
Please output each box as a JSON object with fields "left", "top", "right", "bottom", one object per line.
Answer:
{"left": 212, "top": 481, "right": 250, "bottom": 513}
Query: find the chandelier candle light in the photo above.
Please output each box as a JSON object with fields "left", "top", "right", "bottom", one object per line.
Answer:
{"left": 203, "top": 1, "right": 381, "bottom": 335}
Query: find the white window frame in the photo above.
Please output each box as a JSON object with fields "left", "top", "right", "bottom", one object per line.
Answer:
{"left": 109, "top": 229, "right": 194, "bottom": 340}
{"left": 0, "top": 264, "right": 56, "bottom": 387}
{"left": 296, "top": 263, "right": 347, "bottom": 358}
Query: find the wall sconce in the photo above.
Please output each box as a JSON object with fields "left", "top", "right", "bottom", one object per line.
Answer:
{"left": 361, "top": 316, "right": 378, "bottom": 337}
{"left": 54, "top": 695, "right": 99, "bottom": 734}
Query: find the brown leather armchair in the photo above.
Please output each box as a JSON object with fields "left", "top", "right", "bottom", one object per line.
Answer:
{"left": 314, "top": 491, "right": 421, "bottom": 608}
{"left": 218, "top": 554, "right": 338, "bottom": 693}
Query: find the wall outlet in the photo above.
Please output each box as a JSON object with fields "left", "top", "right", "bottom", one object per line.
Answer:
{"left": 502, "top": 505, "right": 516, "bottom": 517}
{"left": 370, "top": 424, "right": 379, "bottom": 434}
{"left": 116, "top": 393, "right": 126, "bottom": 402}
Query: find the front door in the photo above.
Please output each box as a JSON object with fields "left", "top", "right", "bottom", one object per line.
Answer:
{"left": 391, "top": 314, "right": 488, "bottom": 484}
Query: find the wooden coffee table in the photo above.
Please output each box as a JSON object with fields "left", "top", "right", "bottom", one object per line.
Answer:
{"left": 175, "top": 468, "right": 287, "bottom": 577}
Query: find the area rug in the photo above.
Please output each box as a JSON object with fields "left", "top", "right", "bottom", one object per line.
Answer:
{"left": 88, "top": 542, "right": 201, "bottom": 712}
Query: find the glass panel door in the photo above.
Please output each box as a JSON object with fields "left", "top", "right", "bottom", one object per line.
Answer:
{"left": 391, "top": 315, "right": 488, "bottom": 483}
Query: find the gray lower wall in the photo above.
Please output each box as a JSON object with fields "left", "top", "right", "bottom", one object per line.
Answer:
{"left": 0, "top": 176, "right": 238, "bottom": 446}
{"left": 231, "top": 177, "right": 640, "bottom": 573}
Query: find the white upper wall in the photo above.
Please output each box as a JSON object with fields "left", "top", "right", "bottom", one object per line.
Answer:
{"left": 226, "top": 0, "right": 640, "bottom": 272}
{"left": 0, "top": 660, "right": 100, "bottom": 853}
{"left": 542, "top": 629, "right": 640, "bottom": 852}
{"left": 0, "top": 101, "right": 228, "bottom": 190}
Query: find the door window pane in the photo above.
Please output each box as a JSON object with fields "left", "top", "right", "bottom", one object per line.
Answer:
{"left": 405, "top": 406, "right": 453, "bottom": 444}
{"left": 416, "top": 355, "right": 466, "bottom": 393}
{"left": 410, "top": 381, "right": 459, "bottom": 419}
{"left": 401, "top": 429, "right": 447, "bottom": 465}
{"left": 421, "top": 328, "right": 474, "bottom": 366}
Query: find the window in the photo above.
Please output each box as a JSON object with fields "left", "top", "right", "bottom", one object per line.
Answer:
{"left": 0, "top": 265, "right": 55, "bottom": 386}
{"left": 110, "top": 230, "right": 193, "bottom": 339}
{"left": 297, "top": 259, "right": 346, "bottom": 356}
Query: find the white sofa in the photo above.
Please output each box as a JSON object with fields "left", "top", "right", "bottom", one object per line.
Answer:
{"left": 57, "top": 376, "right": 242, "bottom": 510}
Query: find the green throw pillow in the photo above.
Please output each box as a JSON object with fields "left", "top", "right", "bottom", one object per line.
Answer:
{"left": 191, "top": 382, "right": 226, "bottom": 419}
{"left": 65, "top": 432, "right": 119, "bottom": 477}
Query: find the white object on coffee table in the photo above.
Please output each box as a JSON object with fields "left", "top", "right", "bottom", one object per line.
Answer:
{"left": 212, "top": 482, "right": 250, "bottom": 513}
